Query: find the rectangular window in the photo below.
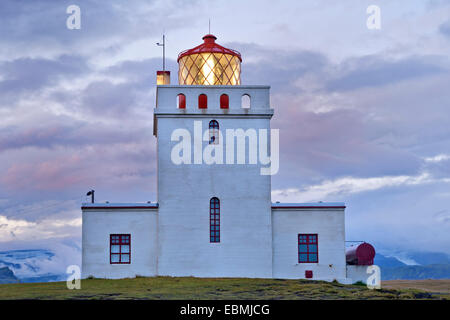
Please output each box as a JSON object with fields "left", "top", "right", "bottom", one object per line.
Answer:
{"left": 298, "top": 234, "right": 318, "bottom": 263}
{"left": 110, "top": 234, "right": 131, "bottom": 264}
{"left": 210, "top": 198, "right": 220, "bottom": 243}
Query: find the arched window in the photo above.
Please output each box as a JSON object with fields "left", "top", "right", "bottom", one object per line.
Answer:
{"left": 199, "top": 94, "right": 207, "bottom": 109}
{"left": 209, "top": 120, "right": 219, "bottom": 145}
{"left": 177, "top": 94, "right": 186, "bottom": 109}
{"left": 220, "top": 94, "right": 229, "bottom": 109}
{"left": 210, "top": 197, "right": 220, "bottom": 243}
{"left": 241, "top": 94, "right": 251, "bottom": 109}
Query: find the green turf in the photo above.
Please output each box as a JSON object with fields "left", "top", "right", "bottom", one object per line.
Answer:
{"left": 0, "top": 276, "right": 447, "bottom": 300}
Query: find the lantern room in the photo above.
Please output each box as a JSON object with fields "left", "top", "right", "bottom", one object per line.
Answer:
{"left": 177, "top": 34, "right": 242, "bottom": 85}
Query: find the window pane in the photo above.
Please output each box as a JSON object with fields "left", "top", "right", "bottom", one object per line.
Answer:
{"left": 111, "top": 254, "right": 120, "bottom": 262}
{"left": 309, "top": 244, "right": 317, "bottom": 252}
{"left": 111, "top": 245, "right": 120, "bottom": 253}
{"left": 309, "top": 254, "right": 318, "bottom": 262}
{"left": 121, "top": 245, "right": 130, "bottom": 253}
{"left": 299, "top": 254, "right": 307, "bottom": 262}
{"left": 299, "top": 244, "right": 308, "bottom": 252}
{"left": 121, "top": 254, "right": 130, "bottom": 263}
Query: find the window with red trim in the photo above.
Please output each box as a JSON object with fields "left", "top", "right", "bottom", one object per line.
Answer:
{"left": 110, "top": 234, "right": 131, "bottom": 264}
{"left": 177, "top": 94, "right": 186, "bottom": 109}
{"left": 209, "top": 120, "right": 219, "bottom": 145}
{"left": 220, "top": 94, "right": 229, "bottom": 109}
{"left": 298, "top": 234, "right": 318, "bottom": 263}
{"left": 210, "top": 197, "right": 220, "bottom": 243}
{"left": 199, "top": 94, "right": 207, "bottom": 109}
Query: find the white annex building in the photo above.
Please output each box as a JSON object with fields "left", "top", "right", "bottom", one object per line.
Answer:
{"left": 82, "top": 35, "right": 375, "bottom": 283}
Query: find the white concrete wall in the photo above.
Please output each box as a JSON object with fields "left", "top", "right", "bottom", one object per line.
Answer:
{"left": 346, "top": 265, "right": 372, "bottom": 284}
{"left": 272, "top": 207, "right": 347, "bottom": 281}
{"left": 82, "top": 208, "right": 158, "bottom": 279}
{"left": 156, "top": 85, "right": 271, "bottom": 111}
{"left": 155, "top": 85, "right": 273, "bottom": 278}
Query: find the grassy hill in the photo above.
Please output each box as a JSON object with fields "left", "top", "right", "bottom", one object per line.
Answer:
{"left": 0, "top": 276, "right": 448, "bottom": 300}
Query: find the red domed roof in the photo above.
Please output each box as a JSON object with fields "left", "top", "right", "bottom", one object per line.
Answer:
{"left": 177, "top": 34, "right": 242, "bottom": 62}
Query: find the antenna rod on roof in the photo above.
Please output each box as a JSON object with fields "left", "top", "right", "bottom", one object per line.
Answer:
{"left": 156, "top": 32, "right": 165, "bottom": 71}
{"left": 86, "top": 190, "right": 95, "bottom": 203}
{"left": 209, "top": 19, "right": 211, "bottom": 34}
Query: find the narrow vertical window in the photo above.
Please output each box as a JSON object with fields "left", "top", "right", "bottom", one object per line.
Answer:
{"left": 110, "top": 234, "right": 131, "bottom": 264}
{"left": 199, "top": 94, "right": 207, "bottom": 109}
{"left": 210, "top": 197, "right": 220, "bottom": 243}
{"left": 220, "top": 94, "right": 229, "bottom": 109}
{"left": 241, "top": 94, "right": 251, "bottom": 109}
{"left": 298, "top": 234, "right": 318, "bottom": 263}
{"left": 177, "top": 94, "right": 186, "bottom": 109}
{"left": 209, "top": 120, "right": 219, "bottom": 145}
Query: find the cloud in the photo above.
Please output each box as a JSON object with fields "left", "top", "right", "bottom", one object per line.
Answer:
{"left": 232, "top": 42, "right": 328, "bottom": 92}
{"left": 439, "top": 19, "right": 450, "bottom": 38}
{"left": 424, "top": 154, "right": 450, "bottom": 163}
{"left": 272, "top": 172, "right": 449, "bottom": 202}
{"left": 0, "top": 0, "right": 198, "bottom": 60}
{"left": 0, "top": 0, "right": 449, "bottom": 266}
{"left": 434, "top": 209, "right": 450, "bottom": 224}
{"left": 325, "top": 55, "right": 447, "bottom": 92}
{"left": 0, "top": 212, "right": 81, "bottom": 242}
{"left": 0, "top": 55, "right": 89, "bottom": 102}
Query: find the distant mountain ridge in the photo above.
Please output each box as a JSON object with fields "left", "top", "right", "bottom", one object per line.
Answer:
{"left": 0, "top": 249, "right": 65, "bottom": 283}
{"left": 0, "top": 267, "right": 18, "bottom": 284}
{"left": 381, "top": 264, "right": 450, "bottom": 280}
{"left": 375, "top": 252, "right": 450, "bottom": 280}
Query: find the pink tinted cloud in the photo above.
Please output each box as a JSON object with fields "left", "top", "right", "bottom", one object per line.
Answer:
{"left": 1, "top": 154, "right": 84, "bottom": 191}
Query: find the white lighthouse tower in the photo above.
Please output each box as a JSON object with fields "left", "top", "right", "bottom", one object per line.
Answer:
{"left": 81, "top": 34, "right": 364, "bottom": 284}
{"left": 155, "top": 34, "right": 274, "bottom": 277}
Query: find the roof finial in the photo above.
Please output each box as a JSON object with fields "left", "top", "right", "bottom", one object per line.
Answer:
{"left": 208, "top": 18, "right": 211, "bottom": 34}
{"left": 156, "top": 31, "right": 166, "bottom": 71}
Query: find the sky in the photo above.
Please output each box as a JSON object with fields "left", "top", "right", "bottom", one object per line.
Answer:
{"left": 0, "top": 0, "right": 450, "bottom": 272}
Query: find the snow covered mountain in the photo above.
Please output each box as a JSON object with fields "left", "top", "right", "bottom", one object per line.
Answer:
{"left": 0, "top": 248, "right": 77, "bottom": 283}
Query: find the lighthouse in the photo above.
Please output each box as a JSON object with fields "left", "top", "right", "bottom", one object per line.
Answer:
{"left": 154, "top": 34, "right": 274, "bottom": 277}
{"left": 81, "top": 34, "right": 370, "bottom": 284}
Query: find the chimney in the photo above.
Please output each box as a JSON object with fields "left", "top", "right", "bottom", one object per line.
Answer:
{"left": 156, "top": 70, "right": 170, "bottom": 85}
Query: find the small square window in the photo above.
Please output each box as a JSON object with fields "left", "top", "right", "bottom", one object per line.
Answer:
{"left": 298, "top": 234, "right": 318, "bottom": 263}
{"left": 110, "top": 234, "right": 131, "bottom": 264}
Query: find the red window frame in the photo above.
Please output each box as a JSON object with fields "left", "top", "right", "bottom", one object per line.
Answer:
{"left": 209, "top": 120, "right": 219, "bottom": 145}
{"left": 220, "top": 94, "right": 229, "bottom": 109}
{"left": 199, "top": 94, "right": 207, "bottom": 109}
{"left": 210, "top": 197, "right": 220, "bottom": 243}
{"left": 298, "top": 234, "right": 318, "bottom": 263}
{"left": 177, "top": 94, "right": 186, "bottom": 109}
{"left": 110, "top": 234, "right": 131, "bottom": 264}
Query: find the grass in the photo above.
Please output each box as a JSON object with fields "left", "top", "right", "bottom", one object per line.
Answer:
{"left": 382, "top": 279, "right": 450, "bottom": 298}
{"left": 0, "top": 277, "right": 448, "bottom": 300}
